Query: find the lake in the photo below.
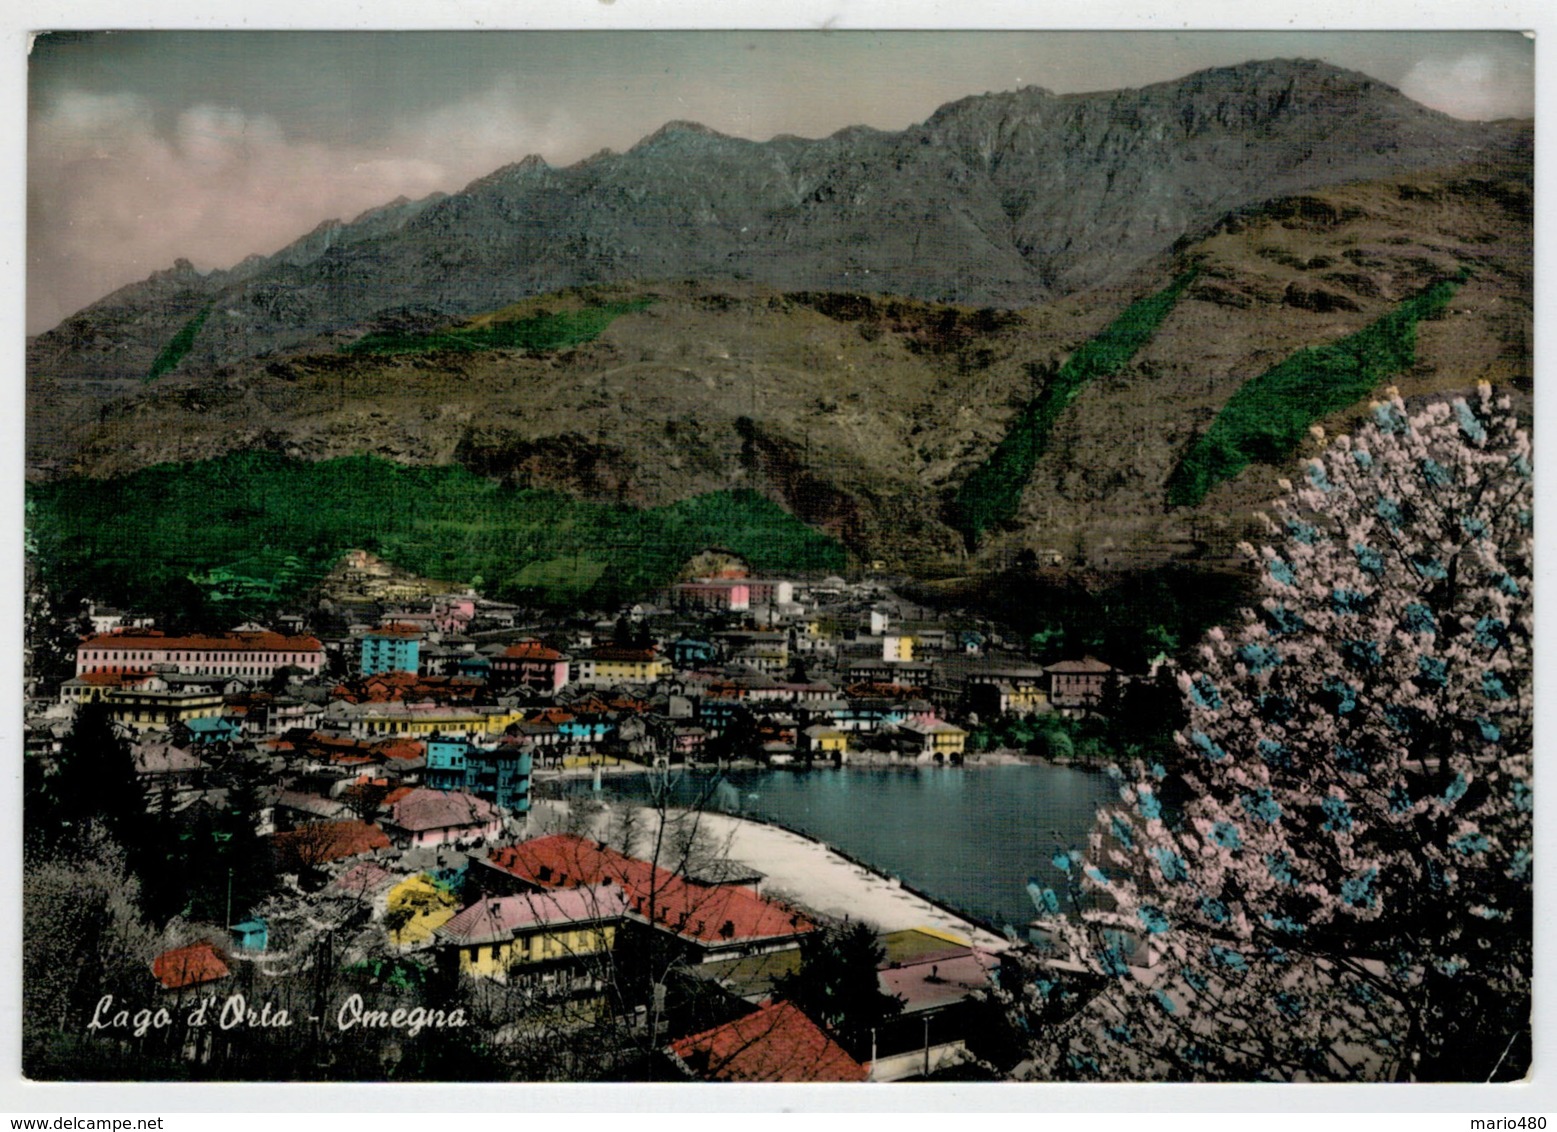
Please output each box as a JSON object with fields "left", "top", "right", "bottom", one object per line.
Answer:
{"left": 578, "top": 762, "right": 1121, "bottom": 932}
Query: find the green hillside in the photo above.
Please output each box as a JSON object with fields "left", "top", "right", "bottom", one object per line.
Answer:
{"left": 26, "top": 451, "right": 846, "bottom": 621}
{"left": 948, "top": 271, "right": 1194, "bottom": 545}
{"left": 1166, "top": 270, "right": 1467, "bottom": 508}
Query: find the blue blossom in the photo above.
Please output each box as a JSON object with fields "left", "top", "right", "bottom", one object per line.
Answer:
{"left": 1264, "top": 914, "right": 1307, "bottom": 937}
{"left": 1200, "top": 897, "right": 1229, "bottom": 924}
{"left": 1389, "top": 784, "right": 1413, "bottom": 814}
{"left": 1353, "top": 543, "right": 1386, "bottom": 577}
{"left": 1331, "top": 589, "right": 1370, "bottom": 616}
{"left": 1211, "top": 822, "right": 1242, "bottom": 850}
{"left": 1374, "top": 401, "right": 1408, "bottom": 433}
{"left": 1507, "top": 850, "right": 1532, "bottom": 880}
{"left": 1110, "top": 816, "right": 1135, "bottom": 849}
{"left": 1138, "top": 905, "right": 1170, "bottom": 935}
{"left": 1084, "top": 865, "right": 1109, "bottom": 886}
{"left": 1342, "top": 639, "right": 1381, "bottom": 670}
{"left": 1051, "top": 851, "right": 1072, "bottom": 872}
{"left": 1348, "top": 981, "right": 1376, "bottom": 1006}
{"left": 1416, "top": 655, "right": 1447, "bottom": 689}
{"left": 1462, "top": 516, "right": 1488, "bottom": 540}
{"left": 1476, "top": 717, "right": 1501, "bottom": 743}
{"left": 1496, "top": 573, "right": 1522, "bottom": 597}
{"left": 1286, "top": 519, "right": 1319, "bottom": 545}
{"left": 1401, "top": 603, "right": 1438, "bottom": 635}
{"left": 1137, "top": 791, "right": 1162, "bottom": 822}
{"left": 1322, "top": 676, "right": 1358, "bottom": 715}
{"left": 1513, "top": 781, "right": 1532, "bottom": 813}
{"left": 1274, "top": 992, "right": 1305, "bottom": 1020}
{"left": 1321, "top": 795, "right": 1352, "bottom": 832}
{"left": 1151, "top": 848, "right": 1188, "bottom": 883}
{"left": 1474, "top": 617, "right": 1507, "bottom": 651}
{"left": 1353, "top": 448, "right": 1374, "bottom": 469}
{"left": 1437, "top": 959, "right": 1466, "bottom": 977}
{"left": 1210, "top": 945, "right": 1247, "bottom": 970}
{"left": 1453, "top": 400, "right": 1487, "bottom": 444}
{"left": 1375, "top": 497, "right": 1405, "bottom": 527}
{"left": 1264, "top": 852, "right": 1297, "bottom": 887}
{"left": 1442, "top": 774, "right": 1467, "bottom": 805}
{"left": 1341, "top": 868, "right": 1377, "bottom": 909}
{"left": 1419, "top": 457, "right": 1453, "bottom": 487}
{"left": 1190, "top": 675, "right": 1223, "bottom": 710}
{"left": 1181, "top": 968, "right": 1208, "bottom": 994}
{"left": 1263, "top": 604, "right": 1307, "bottom": 636}
{"left": 1152, "top": 989, "right": 1177, "bottom": 1014}
{"left": 1258, "top": 739, "right": 1291, "bottom": 769}
{"left": 1190, "top": 730, "right": 1227, "bottom": 762}
{"left": 1096, "top": 945, "right": 1130, "bottom": 978}
{"left": 1268, "top": 557, "right": 1297, "bottom": 587}
{"left": 1452, "top": 833, "right": 1490, "bottom": 856}
{"left": 1238, "top": 642, "right": 1282, "bottom": 673}
{"left": 1106, "top": 1024, "right": 1134, "bottom": 1045}
{"left": 1411, "top": 555, "right": 1448, "bottom": 581}
{"left": 1334, "top": 743, "right": 1369, "bottom": 774}
{"left": 1149, "top": 762, "right": 1167, "bottom": 781}
{"left": 1482, "top": 671, "right": 1512, "bottom": 701}
{"left": 1241, "top": 789, "right": 1282, "bottom": 825}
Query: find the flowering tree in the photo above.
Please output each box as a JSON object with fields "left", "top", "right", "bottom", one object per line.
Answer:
{"left": 1016, "top": 385, "right": 1532, "bottom": 1082}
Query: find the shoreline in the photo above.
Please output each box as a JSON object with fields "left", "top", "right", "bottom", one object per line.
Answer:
{"left": 533, "top": 747, "right": 1101, "bottom": 782}
{"left": 529, "top": 796, "right": 1013, "bottom": 953}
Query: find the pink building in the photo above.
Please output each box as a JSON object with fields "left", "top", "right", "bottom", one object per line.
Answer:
{"left": 671, "top": 581, "right": 751, "bottom": 612}
{"left": 76, "top": 630, "right": 325, "bottom": 680}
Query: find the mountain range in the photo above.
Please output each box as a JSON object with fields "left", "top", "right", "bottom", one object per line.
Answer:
{"left": 26, "top": 57, "right": 1533, "bottom": 576}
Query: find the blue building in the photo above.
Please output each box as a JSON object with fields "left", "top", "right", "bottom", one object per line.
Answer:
{"left": 360, "top": 626, "right": 423, "bottom": 676}
{"left": 423, "top": 733, "right": 531, "bottom": 817}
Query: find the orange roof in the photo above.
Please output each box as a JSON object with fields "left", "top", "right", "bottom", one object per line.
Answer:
{"left": 501, "top": 642, "right": 564, "bottom": 660}
{"left": 270, "top": 820, "right": 390, "bottom": 864}
{"left": 668, "top": 1002, "right": 868, "bottom": 1083}
{"left": 372, "top": 738, "right": 426, "bottom": 762}
{"left": 152, "top": 942, "right": 231, "bottom": 991}
{"left": 487, "top": 833, "right": 812, "bottom": 946}
{"left": 367, "top": 624, "right": 424, "bottom": 639}
{"left": 75, "top": 670, "right": 153, "bottom": 686}
{"left": 80, "top": 631, "right": 322, "bottom": 653}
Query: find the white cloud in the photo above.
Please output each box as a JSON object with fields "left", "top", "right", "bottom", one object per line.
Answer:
{"left": 1397, "top": 52, "right": 1529, "bottom": 121}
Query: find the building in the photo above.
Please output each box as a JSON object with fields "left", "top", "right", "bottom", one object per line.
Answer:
{"left": 425, "top": 735, "right": 532, "bottom": 817}
{"left": 666, "top": 1001, "right": 868, "bottom": 1083}
{"left": 100, "top": 677, "right": 226, "bottom": 732}
{"left": 670, "top": 580, "right": 750, "bottom": 613}
{"left": 359, "top": 625, "right": 424, "bottom": 676}
{"left": 894, "top": 719, "right": 968, "bottom": 761}
{"left": 1046, "top": 656, "right": 1115, "bottom": 710}
{"left": 75, "top": 630, "right": 325, "bottom": 680}
{"left": 434, "top": 885, "right": 628, "bottom": 988}
{"left": 489, "top": 642, "right": 570, "bottom": 694}
{"left": 574, "top": 646, "right": 668, "bottom": 689}
{"left": 382, "top": 788, "right": 503, "bottom": 849}
{"left": 480, "top": 833, "right": 813, "bottom": 963}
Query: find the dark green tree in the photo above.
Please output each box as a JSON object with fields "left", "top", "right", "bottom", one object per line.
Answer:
{"left": 773, "top": 921, "right": 904, "bottom": 1055}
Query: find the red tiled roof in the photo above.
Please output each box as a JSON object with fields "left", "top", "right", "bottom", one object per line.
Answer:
{"left": 501, "top": 643, "right": 564, "bottom": 660}
{"left": 75, "top": 670, "right": 153, "bottom": 687}
{"left": 152, "top": 942, "right": 231, "bottom": 991}
{"left": 80, "top": 631, "right": 322, "bottom": 653}
{"left": 381, "top": 786, "right": 415, "bottom": 807}
{"left": 270, "top": 820, "right": 390, "bottom": 864}
{"left": 1045, "top": 656, "right": 1114, "bottom": 674}
{"left": 486, "top": 833, "right": 812, "bottom": 946}
{"left": 387, "top": 788, "right": 499, "bottom": 833}
{"left": 372, "top": 738, "right": 427, "bottom": 762}
{"left": 367, "top": 625, "right": 424, "bottom": 639}
{"left": 668, "top": 1002, "right": 868, "bottom": 1083}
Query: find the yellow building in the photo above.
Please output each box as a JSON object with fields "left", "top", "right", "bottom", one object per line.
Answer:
{"left": 386, "top": 874, "right": 458, "bottom": 949}
{"left": 576, "top": 647, "right": 669, "bottom": 688}
{"left": 434, "top": 885, "right": 629, "bottom": 987}
{"left": 102, "top": 681, "right": 226, "bottom": 732}
{"left": 348, "top": 705, "right": 524, "bottom": 738}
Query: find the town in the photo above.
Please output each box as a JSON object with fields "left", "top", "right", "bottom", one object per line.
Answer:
{"left": 24, "top": 548, "right": 1145, "bottom": 1083}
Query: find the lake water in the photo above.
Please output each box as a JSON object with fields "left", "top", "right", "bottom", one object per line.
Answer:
{"left": 582, "top": 763, "right": 1120, "bottom": 932}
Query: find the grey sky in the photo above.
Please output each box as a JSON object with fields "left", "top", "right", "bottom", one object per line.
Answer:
{"left": 26, "top": 30, "right": 1534, "bottom": 335}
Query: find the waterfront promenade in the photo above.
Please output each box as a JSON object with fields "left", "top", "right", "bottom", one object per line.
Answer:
{"left": 530, "top": 798, "right": 1010, "bottom": 952}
